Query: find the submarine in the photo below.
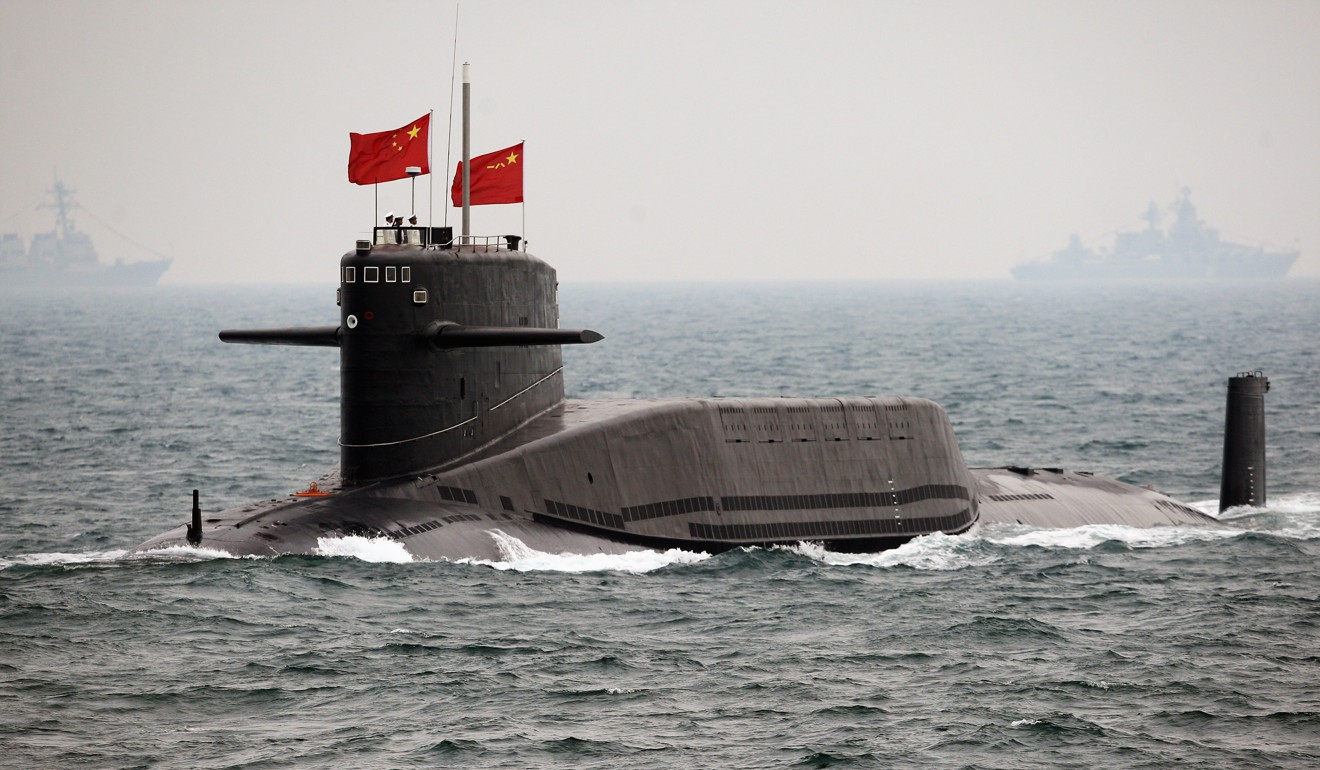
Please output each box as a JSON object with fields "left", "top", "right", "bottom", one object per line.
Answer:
{"left": 132, "top": 224, "right": 1270, "bottom": 561}
{"left": 133, "top": 69, "right": 1268, "bottom": 561}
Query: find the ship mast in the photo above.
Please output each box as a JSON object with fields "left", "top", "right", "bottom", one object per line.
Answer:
{"left": 40, "top": 178, "right": 76, "bottom": 239}
{"left": 461, "top": 62, "right": 471, "bottom": 241}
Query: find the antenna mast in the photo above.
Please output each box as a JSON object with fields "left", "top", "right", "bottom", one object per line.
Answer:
{"left": 41, "top": 177, "right": 76, "bottom": 238}
{"left": 462, "top": 62, "right": 471, "bottom": 241}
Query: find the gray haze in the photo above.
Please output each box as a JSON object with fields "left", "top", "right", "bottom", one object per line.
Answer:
{"left": 2, "top": 0, "right": 1318, "bottom": 284}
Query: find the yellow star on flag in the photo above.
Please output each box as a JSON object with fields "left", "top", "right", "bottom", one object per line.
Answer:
{"left": 407, "top": 124, "right": 421, "bottom": 141}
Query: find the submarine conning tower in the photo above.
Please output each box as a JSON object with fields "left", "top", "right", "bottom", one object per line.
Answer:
{"left": 340, "top": 237, "right": 571, "bottom": 484}
{"left": 220, "top": 231, "right": 601, "bottom": 486}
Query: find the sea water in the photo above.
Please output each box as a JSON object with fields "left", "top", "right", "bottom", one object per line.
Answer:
{"left": 1, "top": 281, "right": 1318, "bottom": 769}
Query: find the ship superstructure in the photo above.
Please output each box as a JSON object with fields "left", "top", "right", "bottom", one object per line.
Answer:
{"left": 1013, "top": 190, "right": 1298, "bottom": 281}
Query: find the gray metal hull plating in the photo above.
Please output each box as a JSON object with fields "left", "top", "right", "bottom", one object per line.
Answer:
{"left": 136, "top": 397, "right": 1217, "bottom": 560}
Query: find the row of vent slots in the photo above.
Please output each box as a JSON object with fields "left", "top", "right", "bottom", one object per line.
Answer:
{"left": 717, "top": 403, "right": 911, "bottom": 415}
{"left": 689, "top": 509, "right": 974, "bottom": 541}
{"left": 544, "top": 499, "right": 624, "bottom": 529}
{"left": 722, "top": 425, "right": 908, "bottom": 432}
{"left": 985, "top": 493, "right": 1056, "bottom": 502}
{"left": 548, "top": 485, "right": 972, "bottom": 528}
{"left": 428, "top": 483, "right": 972, "bottom": 530}
{"left": 342, "top": 265, "right": 412, "bottom": 284}
{"left": 722, "top": 485, "right": 971, "bottom": 511}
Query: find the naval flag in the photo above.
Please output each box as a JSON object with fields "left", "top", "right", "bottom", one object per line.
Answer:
{"left": 347, "top": 114, "right": 430, "bottom": 185}
{"left": 451, "top": 142, "right": 524, "bottom": 206}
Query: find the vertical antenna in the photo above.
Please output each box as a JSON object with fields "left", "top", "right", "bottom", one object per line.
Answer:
{"left": 443, "top": 3, "right": 459, "bottom": 229}
{"left": 462, "top": 62, "right": 471, "bottom": 241}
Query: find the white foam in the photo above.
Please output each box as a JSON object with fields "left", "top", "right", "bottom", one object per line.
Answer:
{"left": 784, "top": 532, "right": 1000, "bottom": 571}
{"left": 980, "top": 521, "right": 1242, "bottom": 550}
{"left": 314, "top": 535, "right": 415, "bottom": 563}
{"left": 1185, "top": 492, "right": 1320, "bottom": 540}
{"left": 1010, "top": 718, "right": 1041, "bottom": 727}
{"left": 0, "top": 549, "right": 130, "bottom": 570}
{"left": 1262, "top": 491, "right": 1320, "bottom": 516}
{"left": 457, "top": 530, "right": 711, "bottom": 573}
{"left": 131, "top": 544, "right": 247, "bottom": 561}
{"left": 2, "top": 546, "right": 268, "bottom": 570}
{"left": 1189, "top": 491, "right": 1320, "bottom": 516}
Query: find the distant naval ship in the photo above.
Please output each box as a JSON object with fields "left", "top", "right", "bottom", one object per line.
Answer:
{"left": 1012, "top": 190, "right": 1298, "bottom": 281}
{"left": 0, "top": 180, "right": 171, "bottom": 289}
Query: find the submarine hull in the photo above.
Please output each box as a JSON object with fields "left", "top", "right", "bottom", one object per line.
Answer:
{"left": 136, "top": 396, "right": 1217, "bottom": 561}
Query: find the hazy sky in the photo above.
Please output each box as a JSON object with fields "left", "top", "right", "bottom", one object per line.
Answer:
{"left": 2, "top": 0, "right": 1317, "bottom": 283}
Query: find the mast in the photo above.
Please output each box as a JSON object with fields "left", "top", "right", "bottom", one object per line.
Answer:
{"left": 41, "top": 177, "right": 76, "bottom": 239}
{"left": 462, "top": 62, "right": 471, "bottom": 241}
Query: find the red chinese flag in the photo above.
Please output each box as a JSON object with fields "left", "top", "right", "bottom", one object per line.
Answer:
{"left": 450, "top": 142, "right": 524, "bottom": 205}
{"left": 347, "top": 114, "right": 430, "bottom": 185}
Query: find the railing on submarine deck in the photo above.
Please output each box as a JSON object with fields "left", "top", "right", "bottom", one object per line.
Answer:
{"left": 371, "top": 226, "right": 523, "bottom": 251}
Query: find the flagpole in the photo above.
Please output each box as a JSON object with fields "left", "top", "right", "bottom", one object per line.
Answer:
{"left": 462, "top": 62, "right": 471, "bottom": 242}
{"left": 427, "top": 109, "right": 434, "bottom": 233}
{"left": 521, "top": 138, "right": 526, "bottom": 247}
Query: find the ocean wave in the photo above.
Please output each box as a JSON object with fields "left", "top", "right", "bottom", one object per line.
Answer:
{"left": 131, "top": 544, "right": 253, "bottom": 561}
{"left": 2, "top": 544, "right": 279, "bottom": 570}
{"left": 782, "top": 534, "right": 1000, "bottom": 571}
{"left": 0, "top": 548, "right": 130, "bottom": 570}
{"left": 977, "top": 521, "right": 1243, "bottom": 550}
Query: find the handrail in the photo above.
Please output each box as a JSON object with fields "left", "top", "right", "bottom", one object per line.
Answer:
{"left": 452, "top": 234, "right": 523, "bottom": 251}
{"left": 370, "top": 227, "right": 522, "bottom": 251}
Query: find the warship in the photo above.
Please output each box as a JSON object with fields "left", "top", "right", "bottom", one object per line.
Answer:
{"left": 1012, "top": 190, "right": 1298, "bottom": 281}
{"left": 134, "top": 74, "right": 1269, "bottom": 562}
{"left": 0, "top": 180, "right": 171, "bottom": 289}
